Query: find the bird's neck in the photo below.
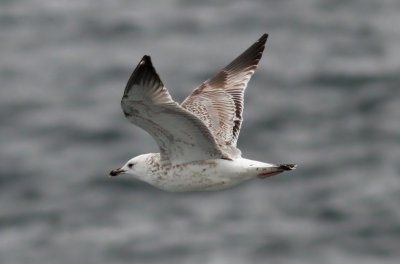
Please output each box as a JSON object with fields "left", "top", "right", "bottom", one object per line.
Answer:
{"left": 134, "top": 153, "right": 161, "bottom": 180}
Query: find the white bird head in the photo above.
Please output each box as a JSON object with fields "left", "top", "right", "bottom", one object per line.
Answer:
{"left": 109, "top": 154, "right": 149, "bottom": 178}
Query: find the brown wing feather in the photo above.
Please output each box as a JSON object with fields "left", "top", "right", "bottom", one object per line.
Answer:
{"left": 121, "top": 56, "right": 228, "bottom": 162}
{"left": 182, "top": 34, "right": 268, "bottom": 153}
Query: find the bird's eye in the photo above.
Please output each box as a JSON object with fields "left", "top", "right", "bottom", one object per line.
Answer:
{"left": 128, "top": 163, "right": 134, "bottom": 169}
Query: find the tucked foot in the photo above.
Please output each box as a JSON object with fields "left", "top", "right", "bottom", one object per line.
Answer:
{"left": 257, "top": 171, "right": 283, "bottom": 179}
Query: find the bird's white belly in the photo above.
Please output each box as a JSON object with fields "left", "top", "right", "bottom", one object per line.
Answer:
{"left": 146, "top": 158, "right": 272, "bottom": 192}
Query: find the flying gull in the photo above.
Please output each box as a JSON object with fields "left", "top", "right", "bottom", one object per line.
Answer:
{"left": 110, "top": 34, "right": 296, "bottom": 191}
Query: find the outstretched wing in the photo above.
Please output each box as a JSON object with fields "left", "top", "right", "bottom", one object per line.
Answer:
{"left": 182, "top": 34, "right": 268, "bottom": 156}
{"left": 121, "top": 56, "right": 228, "bottom": 163}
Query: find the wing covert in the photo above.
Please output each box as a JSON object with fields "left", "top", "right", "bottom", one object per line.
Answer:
{"left": 182, "top": 34, "right": 268, "bottom": 154}
{"left": 121, "top": 56, "right": 228, "bottom": 163}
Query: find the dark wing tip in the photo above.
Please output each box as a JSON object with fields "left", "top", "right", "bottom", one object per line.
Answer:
{"left": 217, "top": 33, "right": 268, "bottom": 78}
{"left": 259, "top": 33, "right": 269, "bottom": 43}
{"left": 124, "top": 54, "right": 162, "bottom": 96}
{"left": 133, "top": 55, "right": 153, "bottom": 76}
{"left": 254, "top": 33, "right": 268, "bottom": 53}
{"left": 141, "top": 55, "right": 152, "bottom": 64}
{"left": 254, "top": 33, "right": 268, "bottom": 54}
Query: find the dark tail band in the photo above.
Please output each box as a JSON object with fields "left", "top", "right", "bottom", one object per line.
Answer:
{"left": 278, "top": 164, "right": 297, "bottom": 171}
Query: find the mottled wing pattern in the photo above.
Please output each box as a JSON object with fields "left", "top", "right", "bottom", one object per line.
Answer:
{"left": 182, "top": 34, "right": 268, "bottom": 156}
{"left": 121, "top": 56, "right": 227, "bottom": 163}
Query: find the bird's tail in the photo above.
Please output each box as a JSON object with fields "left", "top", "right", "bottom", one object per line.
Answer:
{"left": 257, "top": 163, "right": 297, "bottom": 179}
{"left": 277, "top": 164, "right": 297, "bottom": 171}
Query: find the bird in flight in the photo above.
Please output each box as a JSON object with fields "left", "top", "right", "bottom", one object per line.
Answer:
{"left": 109, "top": 34, "right": 296, "bottom": 191}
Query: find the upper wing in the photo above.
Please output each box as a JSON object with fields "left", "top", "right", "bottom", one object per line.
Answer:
{"left": 181, "top": 34, "right": 268, "bottom": 154}
{"left": 121, "top": 55, "right": 228, "bottom": 163}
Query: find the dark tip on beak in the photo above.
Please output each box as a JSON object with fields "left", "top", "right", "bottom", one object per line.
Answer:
{"left": 109, "top": 168, "right": 125, "bottom": 177}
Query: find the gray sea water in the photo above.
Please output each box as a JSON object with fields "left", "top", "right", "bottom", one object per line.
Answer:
{"left": 1, "top": 0, "right": 400, "bottom": 263}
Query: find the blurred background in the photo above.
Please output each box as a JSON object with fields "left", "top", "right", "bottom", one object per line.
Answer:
{"left": 1, "top": 0, "right": 399, "bottom": 263}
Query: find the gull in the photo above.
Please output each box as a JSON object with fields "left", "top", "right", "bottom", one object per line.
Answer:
{"left": 109, "top": 34, "right": 296, "bottom": 191}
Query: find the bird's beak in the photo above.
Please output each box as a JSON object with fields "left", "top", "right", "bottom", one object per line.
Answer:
{"left": 109, "top": 168, "right": 126, "bottom": 177}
